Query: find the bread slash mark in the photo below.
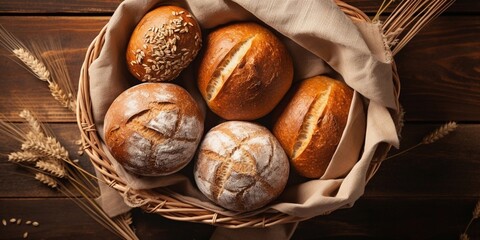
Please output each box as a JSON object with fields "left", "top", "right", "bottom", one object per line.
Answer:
{"left": 206, "top": 36, "right": 255, "bottom": 101}
{"left": 292, "top": 86, "right": 332, "bottom": 159}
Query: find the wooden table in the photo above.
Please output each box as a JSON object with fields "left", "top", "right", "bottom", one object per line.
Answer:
{"left": 0, "top": 0, "right": 479, "bottom": 239}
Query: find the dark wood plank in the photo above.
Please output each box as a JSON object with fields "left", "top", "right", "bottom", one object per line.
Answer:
{"left": 0, "top": 199, "right": 118, "bottom": 239}
{"left": 396, "top": 16, "right": 480, "bottom": 121}
{"left": 293, "top": 198, "right": 480, "bottom": 240}
{"left": 0, "top": 199, "right": 214, "bottom": 240}
{"left": 0, "top": 0, "right": 121, "bottom": 14}
{"left": 0, "top": 0, "right": 477, "bottom": 14}
{"left": 0, "top": 16, "right": 108, "bottom": 122}
{"left": 365, "top": 123, "right": 480, "bottom": 198}
{"left": 1, "top": 198, "right": 478, "bottom": 239}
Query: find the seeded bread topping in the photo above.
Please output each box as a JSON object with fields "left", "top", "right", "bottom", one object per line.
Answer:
{"left": 127, "top": 6, "right": 202, "bottom": 82}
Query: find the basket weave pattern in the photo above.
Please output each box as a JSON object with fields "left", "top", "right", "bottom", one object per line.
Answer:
{"left": 76, "top": 0, "right": 400, "bottom": 228}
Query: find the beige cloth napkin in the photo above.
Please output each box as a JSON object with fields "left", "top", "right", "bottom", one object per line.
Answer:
{"left": 88, "top": 0, "right": 399, "bottom": 239}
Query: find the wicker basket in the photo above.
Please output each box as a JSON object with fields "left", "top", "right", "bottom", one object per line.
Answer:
{"left": 77, "top": 0, "right": 401, "bottom": 228}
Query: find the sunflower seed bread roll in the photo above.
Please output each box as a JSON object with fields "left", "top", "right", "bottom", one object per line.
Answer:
{"left": 197, "top": 22, "right": 293, "bottom": 120}
{"left": 194, "top": 121, "right": 289, "bottom": 212}
{"left": 126, "top": 6, "right": 202, "bottom": 82}
{"left": 272, "top": 76, "right": 353, "bottom": 178}
{"left": 104, "top": 83, "right": 204, "bottom": 176}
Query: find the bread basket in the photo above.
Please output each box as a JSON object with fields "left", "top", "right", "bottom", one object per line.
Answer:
{"left": 77, "top": 0, "right": 401, "bottom": 228}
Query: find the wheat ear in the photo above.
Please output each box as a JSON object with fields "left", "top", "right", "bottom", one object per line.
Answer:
{"left": 48, "top": 81, "right": 75, "bottom": 111}
{"left": 8, "top": 151, "right": 41, "bottom": 163}
{"left": 22, "top": 135, "right": 69, "bottom": 161}
{"left": 34, "top": 172, "right": 57, "bottom": 188}
{"left": 474, "top": 200, "right": 480, "bottom": 219}
{"left": 35, "top": 159, "right": 66, "bottom": 178}
{"left": 461, "top": 200, "right": 480, "bottom": 239}
{"left": 12, "top": 48, "right": 51, "bottom": 81}
{"left": 19, "top": 109, "right": 44, "bottom": 136}
{"left": 459, "top": 233, "right": 470, "bottom": 240}
{"left": 422, "top": 122, "right": 458, "bottom": 144}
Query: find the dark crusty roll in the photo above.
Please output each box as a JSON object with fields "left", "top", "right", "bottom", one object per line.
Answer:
{"left": 197, "top": 22, "right": 293, "bottom": 120}
{"left": 126, "top": 5, "right": 202, "bottom": 82}
{"left": 194, "top": 121, "right": 289, "bottom": 212}
{"left": 104, "top": 83, "right": 204, "bottom": 176}
{"left": 272, "top": 76, "right": 353, "bottom": 178}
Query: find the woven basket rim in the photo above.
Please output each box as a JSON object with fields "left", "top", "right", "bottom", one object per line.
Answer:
{"left": 76, "top": 0, "right": 401, "bottom": 228}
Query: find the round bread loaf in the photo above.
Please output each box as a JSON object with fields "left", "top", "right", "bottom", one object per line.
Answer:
{"left": 104, "top": 83, "right": 204, "bottom": 176}
{"left": 126, "top": 6, "right": 202, "bottom": 82}
{"left": 197, "top": 22, "right": 293, "bottom": 120}
{"left": 272, "top": 76, "right": 353, "bottom": 178}
{"left": 194, "top": 121, "right": 289, "bottom": 212}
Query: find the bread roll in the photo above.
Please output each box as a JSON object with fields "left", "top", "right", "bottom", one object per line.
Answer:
{"left": 126, "top": 6, "right": 202, "bottom": 82}
{"left": 197, "top": 22, "right": 293, "bottom": 120}
{"left": 104, "top": 83, "right": 204, "bottom": 176}
{"left": 194, "top": 121, "right": 289, "bottom": 212}
{"left": 272, "top": 76, "right": 353, "bottom": 178}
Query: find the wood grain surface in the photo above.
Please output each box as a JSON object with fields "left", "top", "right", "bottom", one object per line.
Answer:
{"left": 0, "top": 0, "right": 478, "bottom": 14}
{"left": 0, "top": 0, "right": 478, "bottom": 239}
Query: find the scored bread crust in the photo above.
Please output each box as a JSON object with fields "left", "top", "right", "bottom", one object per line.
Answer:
{"left": 194, "top": 121, "right": 289, "bottom": 212}
{"left": 197, "top": 22, "right": 293, "bottom": 120}
{"left": 126, "top": 5, "right": 202, "bottom": 82}
{"left": 273, "top": 76, "right": 353, "bottom": 178}
{"left": 104, "top": 83, "right": 204, "bottom": 176}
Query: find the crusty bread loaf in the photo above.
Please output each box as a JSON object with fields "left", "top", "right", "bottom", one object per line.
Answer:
{"left": 104, "top": 83, "right": 204, "bottom": 176}
{"left": 194, "top": 121, "right": 289, "bottom": 212}
{"left": 197, "top": 22, "right": 293, "bottom": 120}
{"left": 126, "top": 5, "right": 202, "bottom": 82}
{"left": 272, "top": 76, "right": 353, "bottom": 178}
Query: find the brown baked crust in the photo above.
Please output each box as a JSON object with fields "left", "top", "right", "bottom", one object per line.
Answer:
{"left": 126, "top": 6, "right": 202, "bottom": 82}
{"left": 104, "top": 83, "right": 204, "bottom": 176}
{"left": 197, "top": 22, "right": 293, "bottom": 120}
{"left": 272, "top": 76, "right": 353, "bottom": 178}
{"left": 194, "top": 121, "right": 289, "bottom": 212}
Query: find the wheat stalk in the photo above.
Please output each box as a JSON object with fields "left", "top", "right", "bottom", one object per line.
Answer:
{"left": 385, "top": 122, "right": 458, "bottom": 160}
{"left": 32, "top": 40, "right": 77, "bottom": 112}
{"left": 373, "top": 0, "right": 396, "bottom": 23}
{"left": 1, "top": 109, "right": 138, "bottom": 239}
{"left": 382, "top": 0, "right": 456, "bottom": 55}
{"left": 0, "top": 25, "right": 76, "bottom": 112}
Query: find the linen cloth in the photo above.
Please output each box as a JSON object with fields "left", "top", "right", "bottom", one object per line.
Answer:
{"left": 88, "top": 0, "right": 400, "bottom": 238}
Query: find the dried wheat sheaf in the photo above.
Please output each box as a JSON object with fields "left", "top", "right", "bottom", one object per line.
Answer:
{"left": 0, "top": 109, "right": 138, "bottom": 240}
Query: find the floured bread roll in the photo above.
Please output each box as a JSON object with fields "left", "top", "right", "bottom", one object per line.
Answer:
{"left": 104, "top": 83, "right": 204, "bottom": 176}
{"left": 273, "top": 76, "right": 353, "bottom": 178}
{"left": 197, "top": 22, "right": 293, "bottom": 120}
{"left": 194, "top": 121, "right": 289, "bottom": 212}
